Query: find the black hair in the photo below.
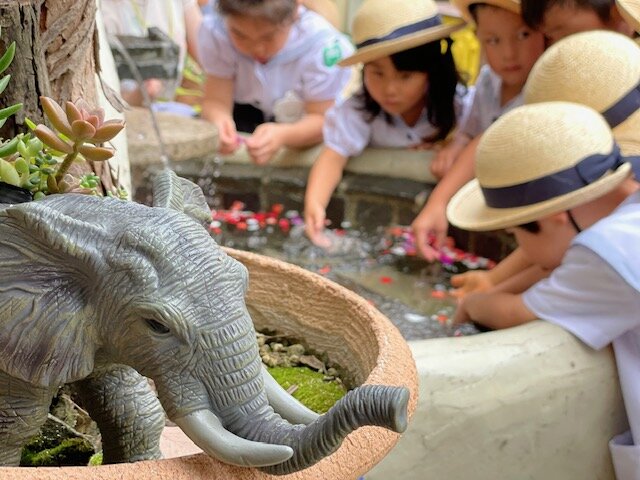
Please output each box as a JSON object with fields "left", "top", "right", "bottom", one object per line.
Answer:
{"left": 521, "top": 0, "right": 613, "bottom": 29}
{"left": 516, "top": 221, "right": 541, "bottom": 233}
{"left": 217, "top": 0, "right": 297, "bottom": 24}
{"left": 468, "top": 3, "right": 490, "bottom": 23}
{"left": 357, "top": 39, "right": 461, "bottom": 143}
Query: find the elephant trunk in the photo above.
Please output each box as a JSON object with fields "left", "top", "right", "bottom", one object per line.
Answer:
{"left": 244, "top": 384, "right": 409, "bottom": 475}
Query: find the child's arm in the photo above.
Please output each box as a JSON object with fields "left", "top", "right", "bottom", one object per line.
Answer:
{"left": 201, "top": 75, "right": 239, "bottom": 154}
{"left": 412, "top": 135, "right": 481, "bottom": 261}
{"left": 304, "top": 146, "right": 348, "bottom": 246}
{"left": 451, "top": 248, "right": 535, "bottom": 297}
{"left": 245, "top": 99, "right": 333, "bottom": 165}
{"left": 429, "top": 135, "right": 471, "bottom": 180}
{"left": 184, "top": 1, "right": 203, "bottom": 62}
{"left": 453, "top": 291, "right": 537, "bottom": 329}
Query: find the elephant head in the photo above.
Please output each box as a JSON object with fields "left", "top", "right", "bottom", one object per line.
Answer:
{"left": 0, "top": 170, "right": 409, "bottom": 474}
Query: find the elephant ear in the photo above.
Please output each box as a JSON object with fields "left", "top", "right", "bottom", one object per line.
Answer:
{"left": 0, "top": 202, "right": 107, "bottom": 387}
{"left": 152, "top": 169, "right": 212, "bottom": 226}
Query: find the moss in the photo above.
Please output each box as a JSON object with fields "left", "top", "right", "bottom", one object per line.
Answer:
{"left": 21, "top": 437, "right": 94, "bottom": 467}
{"left": 88, "top": 452, "right": 103, "bottom": 466}
{"left": 268, "top": 366, "right": 347, "bottom": 414}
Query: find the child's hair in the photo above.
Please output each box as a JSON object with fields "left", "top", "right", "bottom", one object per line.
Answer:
{"left": 358, "top": 40, "right": 460, "bottom": 143}
{"left": 467, "top": 3, "right": 497, "bottom": 23}
{"left": 521, "top": 0, "right": 613, "bottom": 28}
{"left": 217, "top": 0, "right": 297, "bottom": 24}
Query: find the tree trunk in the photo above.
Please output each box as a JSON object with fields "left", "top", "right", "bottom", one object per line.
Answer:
{"left": 0, "top": 0, "right": 130, "bottom": 195}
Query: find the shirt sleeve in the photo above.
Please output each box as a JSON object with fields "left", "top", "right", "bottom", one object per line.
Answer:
{"left": 300, "top": 35, "right": 355, "bottom": 103}
{"left": 523, "top": 245, "right": 640, "bottom": 350}
{"left": 322, "top": 95, "right": 372, "bottom": 157}
{"left": 197, "top": 14, "right": 236, "bottom": 78}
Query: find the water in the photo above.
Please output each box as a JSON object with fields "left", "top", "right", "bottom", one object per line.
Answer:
{"left": 209, "top": 205, "right": 491, "bottom": 340}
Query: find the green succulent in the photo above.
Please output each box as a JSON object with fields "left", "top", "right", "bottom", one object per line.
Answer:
{"left": 0, "top": 26, "right": 23, "bottom": 130}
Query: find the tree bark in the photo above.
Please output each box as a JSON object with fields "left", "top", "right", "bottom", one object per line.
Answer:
{"left": 0, "top": 0, "right": 98, "bottom": 138}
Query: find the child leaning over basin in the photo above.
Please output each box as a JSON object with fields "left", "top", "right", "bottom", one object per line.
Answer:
{"left": 410, "top": 0, "right": 544, "bottom": 261}
{"left": 197, "top": 0, "right": 354, "bottom": 165}
{"left": 521, "top": 0, "right": 634, "bottom": 43}
{"left": 304, "top": 0, "right": 466, "bottom": 247}
{"left": 447, "top": 102, "right": 640, "bottom": 479}
{"left": 452, "top": 31, "right": 640, "bottom": 297}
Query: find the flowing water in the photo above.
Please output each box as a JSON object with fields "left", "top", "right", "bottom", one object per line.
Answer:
{"left": 209, "top": 205, "right": 489, "bottom": 340}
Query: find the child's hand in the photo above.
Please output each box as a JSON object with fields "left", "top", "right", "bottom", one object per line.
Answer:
{"left": 215, "top": 117, "right": 240, "bottom": 155}
{"left": 430, "top": 143, "right": 464, "bottom": 179}
{"left": 304, "top": 202, "right": 332, "bottom": 248}
{"left": 245, "top": 123, "right": 284, "bottom": 165}
{"left": 411, "top": 202, "right": 448, "bottom": 261}
{"left": 450, "top": 271, "right": 494, "bottom": 298}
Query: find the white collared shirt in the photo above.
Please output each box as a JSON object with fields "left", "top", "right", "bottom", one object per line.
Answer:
{"left": 458, "top": 64, "right": 523, "bottom": 139}
{"left": 198, "top": 6, "right": 354, "bottom": 118}
{"left": 323, "top": 86, "right": 469, "bottom": 158}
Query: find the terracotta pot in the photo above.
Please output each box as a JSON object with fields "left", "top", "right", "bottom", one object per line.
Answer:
{"left": 1, "top": 249, "right": 417, "bottom": 480}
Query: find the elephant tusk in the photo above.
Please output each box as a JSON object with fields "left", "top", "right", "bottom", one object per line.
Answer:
{"left": 172, "top": 409, "right": 294, "bottom": 467}
{"left": 262, "top": 365, "right": 320, "bottom": 425}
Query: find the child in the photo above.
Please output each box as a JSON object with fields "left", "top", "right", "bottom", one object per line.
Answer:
{"left": 447, "top": 101, "right": 640, "bottom": 479}
{"left": 451, "top": 30, "right": 640, "bottom": 297}
{"left": 303, "top": 0, "right": 465, "bottom": 247}
{"left": 411, "top": 0, "right": 545, "bottom": 260}
{"left": 197, "top": 0, "right": 354, "bottom": 165}
{"left": 521, "top": 0, "right": 634, "bottom": 43}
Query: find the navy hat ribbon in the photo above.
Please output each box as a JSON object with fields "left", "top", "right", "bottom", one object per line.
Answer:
{"left": 602, "top": 82, "right": 640, "bottom": 128}
{"left": 481, "top": 144, "right": 640, "bottom": 209}
{"left": 356, "top": 16, "right": 442, "bottom": 49}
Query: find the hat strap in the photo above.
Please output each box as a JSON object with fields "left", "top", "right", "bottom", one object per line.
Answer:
{"left": 602, "top": 81, "right": 640, "bottom": 128}
{"left": 481, "top": 144, "right": 640, "bottom": 209}
{"left": 356, "top": 15, "right": 442, "bottom": 49}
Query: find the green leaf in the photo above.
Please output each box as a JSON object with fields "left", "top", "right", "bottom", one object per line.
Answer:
{"left": 24, "top": 117, "right": 37, "bottom": 131}
{"left": 0, "top": 42, "right": 16, "bottom": 76}
{"left": 0, "top": 103, "right": 22, "bottom": 121}
{"left": 0, "top": 74, "right": 10, "bottom": 96}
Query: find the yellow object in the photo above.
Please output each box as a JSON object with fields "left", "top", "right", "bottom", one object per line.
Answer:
{"left": 444, "top": 15, "right": 481, "bottom": 84}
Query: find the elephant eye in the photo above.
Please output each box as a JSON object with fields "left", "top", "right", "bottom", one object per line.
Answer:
{"left": 145, "top": 318, "right": 171, "bottom": 335}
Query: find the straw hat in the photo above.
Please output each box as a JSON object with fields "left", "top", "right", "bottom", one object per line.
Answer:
{"left": 524, "top": 30, "right": 640, "bottom": 156}
{"left": 338, "top": 0, "right": 465, "bottom": 66}
{"left": 450, "top": 0, "right": 520, "bottom": 25}
{"left": 617, "top": 0, "right": 640, "bottom": 33}
{"left": 446, "top": 102, "right": 633, "bottom": 231}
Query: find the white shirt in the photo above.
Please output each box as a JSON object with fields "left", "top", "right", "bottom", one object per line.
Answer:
{"left": 101, "top": 0, "right": 195, "bottom": 98}
{"left": 198, "top": 6, "right": 354, "bottom": 119}
{"left": 457, "top": 64, "right": 523, "bottom": 139}
{"left": 523, "top": 190, "right": 640, "bottom": 480}
{"left": 324, "top": 87, "right": 469, "bottom": 158}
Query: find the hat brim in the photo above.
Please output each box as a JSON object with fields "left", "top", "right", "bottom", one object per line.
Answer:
{"left": 617, "top": 0, "right": 640, "bottom": 33}
{"left": 338, "top": 21, "right": 465, "bottom": 67}
{"left": 450, "top": 0, "right": 520, "bottom": 25}
{"left": 446, "top": 163, "right": 633, "bottom": 231}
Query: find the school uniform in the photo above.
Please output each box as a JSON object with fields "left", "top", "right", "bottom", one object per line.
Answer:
{"left": 523, "top": 190, "right": 640, "bottom": 480}
{"left": 101, "top": 0, "right": 195, "bottom": 100}
{"left": 198, "top": 5, "right": 354, "bottom": 132}
{"left": 457, "top": 64, "right": 523, "bottom": 140}
{"left": 324, "top": 87, "right": 468, "bottom": 158}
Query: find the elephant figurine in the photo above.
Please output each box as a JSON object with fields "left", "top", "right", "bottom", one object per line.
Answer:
{"left": 0, "top": 171, "right": 409, "bottom": 475}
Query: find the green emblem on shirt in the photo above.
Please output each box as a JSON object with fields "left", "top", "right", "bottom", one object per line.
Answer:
{"left": 323, "top": 41, "right": 343, "bottom": 67}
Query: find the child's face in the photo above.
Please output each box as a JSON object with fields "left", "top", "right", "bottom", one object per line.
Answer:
{"left": 226, "top": 15, "right": 294, "bottom": 63}
{"left": 538, "top": 4, "right": 609, "bottom": 43}
{"left": 508, "top": 215, "right": 575, "bottom": 270}
{"left": 363, "top": 56, "right": 429, "bottom": 122}
{"left": 476, "top": 6, "right": 545, "bottom": 89}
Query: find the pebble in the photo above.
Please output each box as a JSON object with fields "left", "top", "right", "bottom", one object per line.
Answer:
{"left": 404, "top": 313, "right": 428, "bottom": 323}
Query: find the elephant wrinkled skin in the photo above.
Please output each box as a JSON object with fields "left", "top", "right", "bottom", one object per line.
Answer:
{"left": 0, "top": 171, "right": 409, "bottom": 474}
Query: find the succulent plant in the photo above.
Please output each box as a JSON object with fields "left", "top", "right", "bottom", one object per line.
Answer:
{"left": 0, "top": 26, "right": 22, "bottom": 130}
{"left": 34, "top": 97, "right": 125, "bottom": 192}
{"left": 0, "top": 27, "right": 126, "bottom": 200}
